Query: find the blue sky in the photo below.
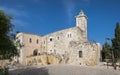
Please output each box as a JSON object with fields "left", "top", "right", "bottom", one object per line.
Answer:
{"left": 0, "top": 0, "right": 120, "bottom": 45}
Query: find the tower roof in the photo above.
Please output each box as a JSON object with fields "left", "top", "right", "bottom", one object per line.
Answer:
{"left": 79, "top": 10, "right": 84, "bottom": 16}
{"left": 76, "top": 10, "right": 88, "bottom": 19}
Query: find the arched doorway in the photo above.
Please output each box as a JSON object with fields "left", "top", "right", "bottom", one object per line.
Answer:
{"left": 33, "top": 49, "right": 38, "bottom": 56}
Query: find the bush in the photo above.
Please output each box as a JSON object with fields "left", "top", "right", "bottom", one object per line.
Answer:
{"left": 0, "top": 68, "right": 9, "bottom": 75}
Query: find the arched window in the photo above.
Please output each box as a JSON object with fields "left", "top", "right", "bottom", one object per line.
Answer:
{"left": 57, "top": 36, "right": 59, "bottom": 40}
{"left": 49, "top": 37, "right": 53, "bottom": 41}
{"left": 44, "top": 41, "right": 45, "bottom": 44}
{"left": 29, "top": 38, "right": 32, "bottom": 43}
{"left": 69, "top": 33, "right": 72, "bottom": 38}
{"left": 67, "top": 34, "right": 69, "bottom": 38}
{"left": 36, "top": 39, "right": 39, "bottom": 44}
{"left": 67, "top": 32, "right": 72, "bottom": 38}
{"left": 79, "top": 51, "right": 82, "bottom": 58}
{"left": 50, "top": 38, "right": 52, "bottom": 41}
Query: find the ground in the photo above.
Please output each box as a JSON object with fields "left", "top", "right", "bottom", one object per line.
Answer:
{"left": 9, "top": 64, "right": 120, "bottom": 75}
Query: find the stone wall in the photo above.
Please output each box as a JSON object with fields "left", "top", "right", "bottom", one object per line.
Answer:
{"left": 15, "top": 11, "right": 101, "bottom": 66}
{"left": 68, "top": 42, "right": 101, "bottom": 66}
{"left": 42, "top": 27, "right": 86, "bottom": 55}
{"left": 25, "top": 54, "right": 60, "bottom": 66}
{"left": 25, "top": 54, "right": 47, "bottom": 66}
{"left": 16, "top": 30, "right": 101, "bottom": 66}
{"left": 0, "top": 60, "right": 10, "bottom": 67}
{"left": 16, "top": 32, "right": 42, "bottom": 65}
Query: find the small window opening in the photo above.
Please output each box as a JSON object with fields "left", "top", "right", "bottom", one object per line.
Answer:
{"left": 29, "top": 38, "right": 32, "bottom": 43}
{"left": 57, "top": 36, "right": 59, "bottom": 40}
{"left": 50, "top": 38, "right": 52, "bottom": 41}
{"left": 67, "top": 33, "right": 72, "bottom": 38}
{"left": 44, "top": 41, "right": 45, "bottom": 44}
{"left": 79, "top": 51, "right": 82, "bottom": 58}
{"left": 68, "top": 34, "right": 69, "bottom": 38}
{"left": 37, "top": 39, "right": 39, "bottom": 44}
{"left": 70, "top": 34, "right": 72, "bottom": 38}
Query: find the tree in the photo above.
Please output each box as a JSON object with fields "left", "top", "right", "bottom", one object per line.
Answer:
{"left": 112, "top": 22, "right": 120, "bottom": 69}
{"left": 0, "top": 10, "right": 18, "bottom": 60}
{"left": 101, "top": 42, "right": 112, "bottom": 61}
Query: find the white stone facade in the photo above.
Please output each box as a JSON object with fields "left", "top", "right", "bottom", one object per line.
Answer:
{"left": 16, "top": 10, "right": 101, "bottom": 66}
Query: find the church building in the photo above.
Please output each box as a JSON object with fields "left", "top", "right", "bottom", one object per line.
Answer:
{"left": 15, "top": 10, "right": 101, "bottom": 66}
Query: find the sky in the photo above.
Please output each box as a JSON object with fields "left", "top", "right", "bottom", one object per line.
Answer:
{"left": 0, "top": 0, "right": 120, "bottom": 45}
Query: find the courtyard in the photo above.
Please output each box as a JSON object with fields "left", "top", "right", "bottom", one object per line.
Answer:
{"left": 9, "top": 64, "right": 120, "bottom": 75}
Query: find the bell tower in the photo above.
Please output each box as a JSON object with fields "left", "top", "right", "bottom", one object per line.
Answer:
{"left": 76, "top": 10, "right": 88, "bottom": 41}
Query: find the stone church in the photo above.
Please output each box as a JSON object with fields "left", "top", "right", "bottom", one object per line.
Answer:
{"left": 15, "top": 10, "right": 101, "bottom": 66}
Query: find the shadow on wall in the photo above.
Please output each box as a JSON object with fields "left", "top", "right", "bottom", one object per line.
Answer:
{"left": 9, "top": 67, "right": 49, "bottom": 75}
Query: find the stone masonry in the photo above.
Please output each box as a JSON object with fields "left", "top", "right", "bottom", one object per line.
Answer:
{"left": 15, "top": 10, "right": 101, "bottom": 66}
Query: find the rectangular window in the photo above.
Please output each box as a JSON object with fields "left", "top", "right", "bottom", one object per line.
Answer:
{"left": 79, "top": 51, "right": 82, "bottom": 58}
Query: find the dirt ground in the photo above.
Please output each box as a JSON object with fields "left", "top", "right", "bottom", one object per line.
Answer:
{"left": 9, "top": 64, "right": 120, "bottom": 75}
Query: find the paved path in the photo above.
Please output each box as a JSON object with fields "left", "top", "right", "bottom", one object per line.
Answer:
{"left": 9, "top": 64, "right": 120, "bottom": 75}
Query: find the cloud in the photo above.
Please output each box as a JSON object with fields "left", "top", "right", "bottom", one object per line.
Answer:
{"left": 62, "top": 0, "right": 75, "bottom": 25}
{"left": 12, "top": 19, "right": 28, "bottom": 27}
{"left": 0, "top": 6, "right": 29, "bottom": 18}
{"left": 0, "top": 6, "right": 29, "bottom": 27}
{"left": 0, "top": 6, "right": 17, "bottom": 15}
{"left": 62, "top": 0, "right": 91, "bottom": 25}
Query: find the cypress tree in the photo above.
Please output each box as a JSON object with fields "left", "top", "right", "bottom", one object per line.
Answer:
{"left": 112, "top": 22, "right": 120, "bottom": 69}
{"left": 112, "top": 22, "right": 120, "bottom": 59}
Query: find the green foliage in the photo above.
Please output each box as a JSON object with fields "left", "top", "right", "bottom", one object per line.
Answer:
{"left": 112, "top": 22, "right": 120, "bottom": 60}
{"left": 102, "top": 42, "right": 112, "bottom": 61}
{"left": 0, "top": 10, "right": 18, "bottom": 59}
{"left": 0, "top": 68, "right": 9, "bottom": 75}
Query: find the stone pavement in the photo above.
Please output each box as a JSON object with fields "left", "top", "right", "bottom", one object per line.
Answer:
{"left": 9, "top": 64, "right": 120, "bottom": 75}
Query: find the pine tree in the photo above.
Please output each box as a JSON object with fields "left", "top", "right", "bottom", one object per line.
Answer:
{"left": 0, "top": 10, "right": 18, "bottom": 59}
